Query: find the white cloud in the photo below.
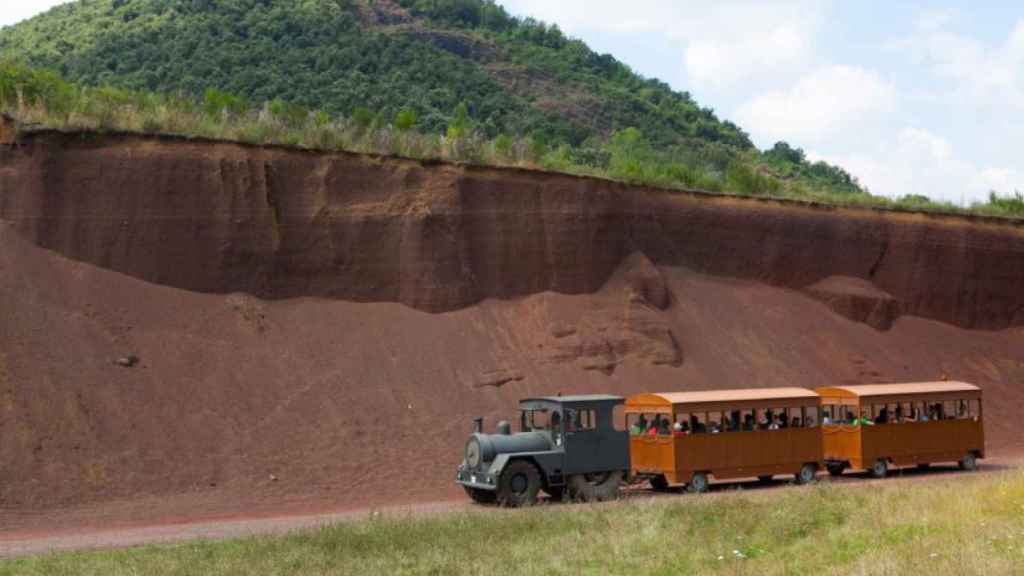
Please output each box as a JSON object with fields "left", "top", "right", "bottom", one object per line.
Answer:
{"left": 975, "top": 168, "right": 1022, "bottom": 194}
{"left": 734, "top": 65, "right": 895, "bottom": 144}
{"left": 810, "top": 128, "right": 1022, "bottom": 203}
{"left": 898, "top": 128, "right": 952, "bottom": 161}
{"left": 500, "top": 0, "right": 823, "bottom": 90}
{"left": 685, "top": 21, "right": 812, "bottom": 90}
{"left": 896, "top": 16, "right": 1024, "bottom": 108}
{"left": 0, "top": 0, "right": 70, "bottom": 28}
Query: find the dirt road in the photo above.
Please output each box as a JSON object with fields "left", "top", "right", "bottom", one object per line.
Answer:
{"left": 2, "top": 454, "right": 1018, "bottom": 559}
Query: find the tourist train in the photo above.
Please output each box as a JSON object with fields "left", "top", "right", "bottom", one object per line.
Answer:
{"left": 456, "top": 382, "right": 984, "bottom": 506}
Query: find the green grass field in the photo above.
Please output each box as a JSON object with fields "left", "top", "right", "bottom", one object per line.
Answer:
{"left": 3, "top": 469, "right": 1023, "bottom": 576}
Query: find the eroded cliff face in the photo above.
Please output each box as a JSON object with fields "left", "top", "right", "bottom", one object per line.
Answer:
{"left": 2, "top": 131, "right": 1024, "bottom": 330}
{"left": 3, "top": 132, "right": 1024, "bottom": 515}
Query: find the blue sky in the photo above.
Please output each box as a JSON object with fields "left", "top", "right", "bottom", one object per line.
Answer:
{"left": 499, "top": 0, "right": 1023, "bottom": 203}
{"left": 5, "top": 1, "right": 1022, "bottom": 203}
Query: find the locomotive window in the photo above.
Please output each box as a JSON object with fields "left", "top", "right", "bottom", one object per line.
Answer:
{"left": 524, "top": 409, "right": 552, "bottom": 431}
{"left": 569, "top": 409, "right": 596, "bottom": 431}
{"left": 613, "top": 405, "right": 626, "bottom": 432}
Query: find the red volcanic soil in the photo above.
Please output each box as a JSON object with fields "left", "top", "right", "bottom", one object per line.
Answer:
{"left": 1, "top": 132, "right": 1024, "bottom": 534}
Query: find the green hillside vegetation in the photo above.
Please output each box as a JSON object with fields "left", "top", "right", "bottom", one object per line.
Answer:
{"left": 4, "top": 470, "right": 1023, "bottom": 575}
{"left": 0, "top": 0, "right": 873, "bottom": 196}
{"left": 4, "top": 59, "right": 1023, "bottom": 219}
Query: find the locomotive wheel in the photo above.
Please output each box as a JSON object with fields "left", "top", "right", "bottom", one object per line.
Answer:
{"left": 463, "top": 486, "right": 497, "bottom": 505}
{"left": 795, "top": 464, "right": 817, "bottom": 485}
{"left": 959, "top": 452, "right": 978, "bottom": 471}
{"left": 649, "top": 474, "right": 670, "bottom": 491}
{"left": 826, "top": 463, "right": 846, "bottom": 477}
{"left": 870, "top": 459, "right": 888, "bottom": 479}
{"left": 497, "top": 461, "right": 541, "bottom": 507}
{"left": 568, "top": 471, "right": 623, "bottom": 502}
{"left": 687, "top": 472, "right": 709, "bottom": 493}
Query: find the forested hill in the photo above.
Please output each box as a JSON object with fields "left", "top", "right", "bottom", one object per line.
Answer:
{"left": 0, "top": 0, "right": 862, "bottom": 194}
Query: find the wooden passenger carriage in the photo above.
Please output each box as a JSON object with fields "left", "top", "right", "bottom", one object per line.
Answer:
{"left": 816, "top": 382, "right": 984, "bottom": 478}
{"left": 624, "top": 388, "right": 823, "bottom": 491}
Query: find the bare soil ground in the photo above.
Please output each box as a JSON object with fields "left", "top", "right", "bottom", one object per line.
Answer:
{"left": 2, "top": 138, "right": 1024, "bottom": 558}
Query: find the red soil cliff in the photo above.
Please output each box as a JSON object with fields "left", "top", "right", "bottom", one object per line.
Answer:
{"left": 2, "top": 132, "right": 1023, "bottom": 329}
{"left": 1, "top": 132, "right": 1023, "bottom": 520}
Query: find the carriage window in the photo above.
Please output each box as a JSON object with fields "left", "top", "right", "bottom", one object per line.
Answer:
{"left": 674, "top": 412, "right": 692, "bottom": 435}
{"left": 822, "top": 404, "right": 836, "bottom": 424}
{"left": 722, "top": 410, "right": 741, "bottom": 432}
{"left": 896, "top": 402, "right": 911, "bottom": 423}
{"left": 966, "top": 399, "right": 980, "bottom": 420}
{"left": 708, "top": 412, "right": 723, "bottom": 434}
{"left": 804, "top": 406, "right": 819, "bottom": 427}
{"left": 627, "top": 413, "right": 653, "bottom": 435}
{"left": 919, "top": 402, "right": 930, "bottom": 420}
{"left": 691, "top": 413, "right": 708, "bottom": 433}
{"left": 783, "top": 407, "right": 800, "bottom": 428}
{"left": 875, "top": 403, "right": 897, "bottom": 424}
{"left": 736, "top": 409, "right": 752, "bottom": 431}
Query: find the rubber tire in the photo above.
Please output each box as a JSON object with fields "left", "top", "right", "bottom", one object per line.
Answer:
{"left": 959, "top": 452, "right": 978, "bottom": 471}
{"left": 649, "top": 474, "right": 670, "bottom": 492}
{"left": 826, "top": 463, "right": 846, "bottom": 477}
{"left": 871, "top": 459, "right": 888, "bottom": 479}
{"left": 688, "top": 472, "right": 710, "bottom": 494}
{"left": 568, "top": 471, "right": 623, "bottom": 502}
{"left": 757, "top": 475, "right": 774, "bottom": 484}
{"left": 795, "top": 464, "right": 817, "bottom": 485}
{"left": 497, "top": 461, "right": 541, "bottom": 507}
{"left": 463, "top": 485, "right": 497, "bottom": 505}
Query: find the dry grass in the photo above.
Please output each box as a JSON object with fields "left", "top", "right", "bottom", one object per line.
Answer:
{"left": 4, "top": 62, "right": 1024, "bottom": 221}
{"left": 3, "top": 469, "right": 1023, "bottom": 575}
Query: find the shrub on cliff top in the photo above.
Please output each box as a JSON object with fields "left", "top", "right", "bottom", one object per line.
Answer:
{"left": 1, "top": 60, "right": 1020, "bottom": 221}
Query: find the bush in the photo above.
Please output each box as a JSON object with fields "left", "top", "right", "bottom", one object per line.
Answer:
{"left": 394, "top": 108, "right": 417, "bottom": 132}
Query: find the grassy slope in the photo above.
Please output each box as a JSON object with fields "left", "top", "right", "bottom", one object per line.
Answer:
{"left": 4, "top": 470, "right": 1023, "bottom": 575}
{"left": 0, "top": 0, "right": 862, "bottom": 196}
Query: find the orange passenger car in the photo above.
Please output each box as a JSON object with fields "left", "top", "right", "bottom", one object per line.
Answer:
{"left": 817, "top": 382, "right": 984, "bottom": 478}
{"left": 624, "top": 388, "right": 823, "bottom": 492}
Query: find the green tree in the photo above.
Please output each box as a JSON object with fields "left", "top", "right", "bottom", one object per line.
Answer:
{"left": 394, "top": 108, "right": 417, "bottom": 132}
{"left": 447, "top": 102, "right": 471, "bottom": 139}
{"left": 352, "top": 106, "right": 374, "bottom": 130}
